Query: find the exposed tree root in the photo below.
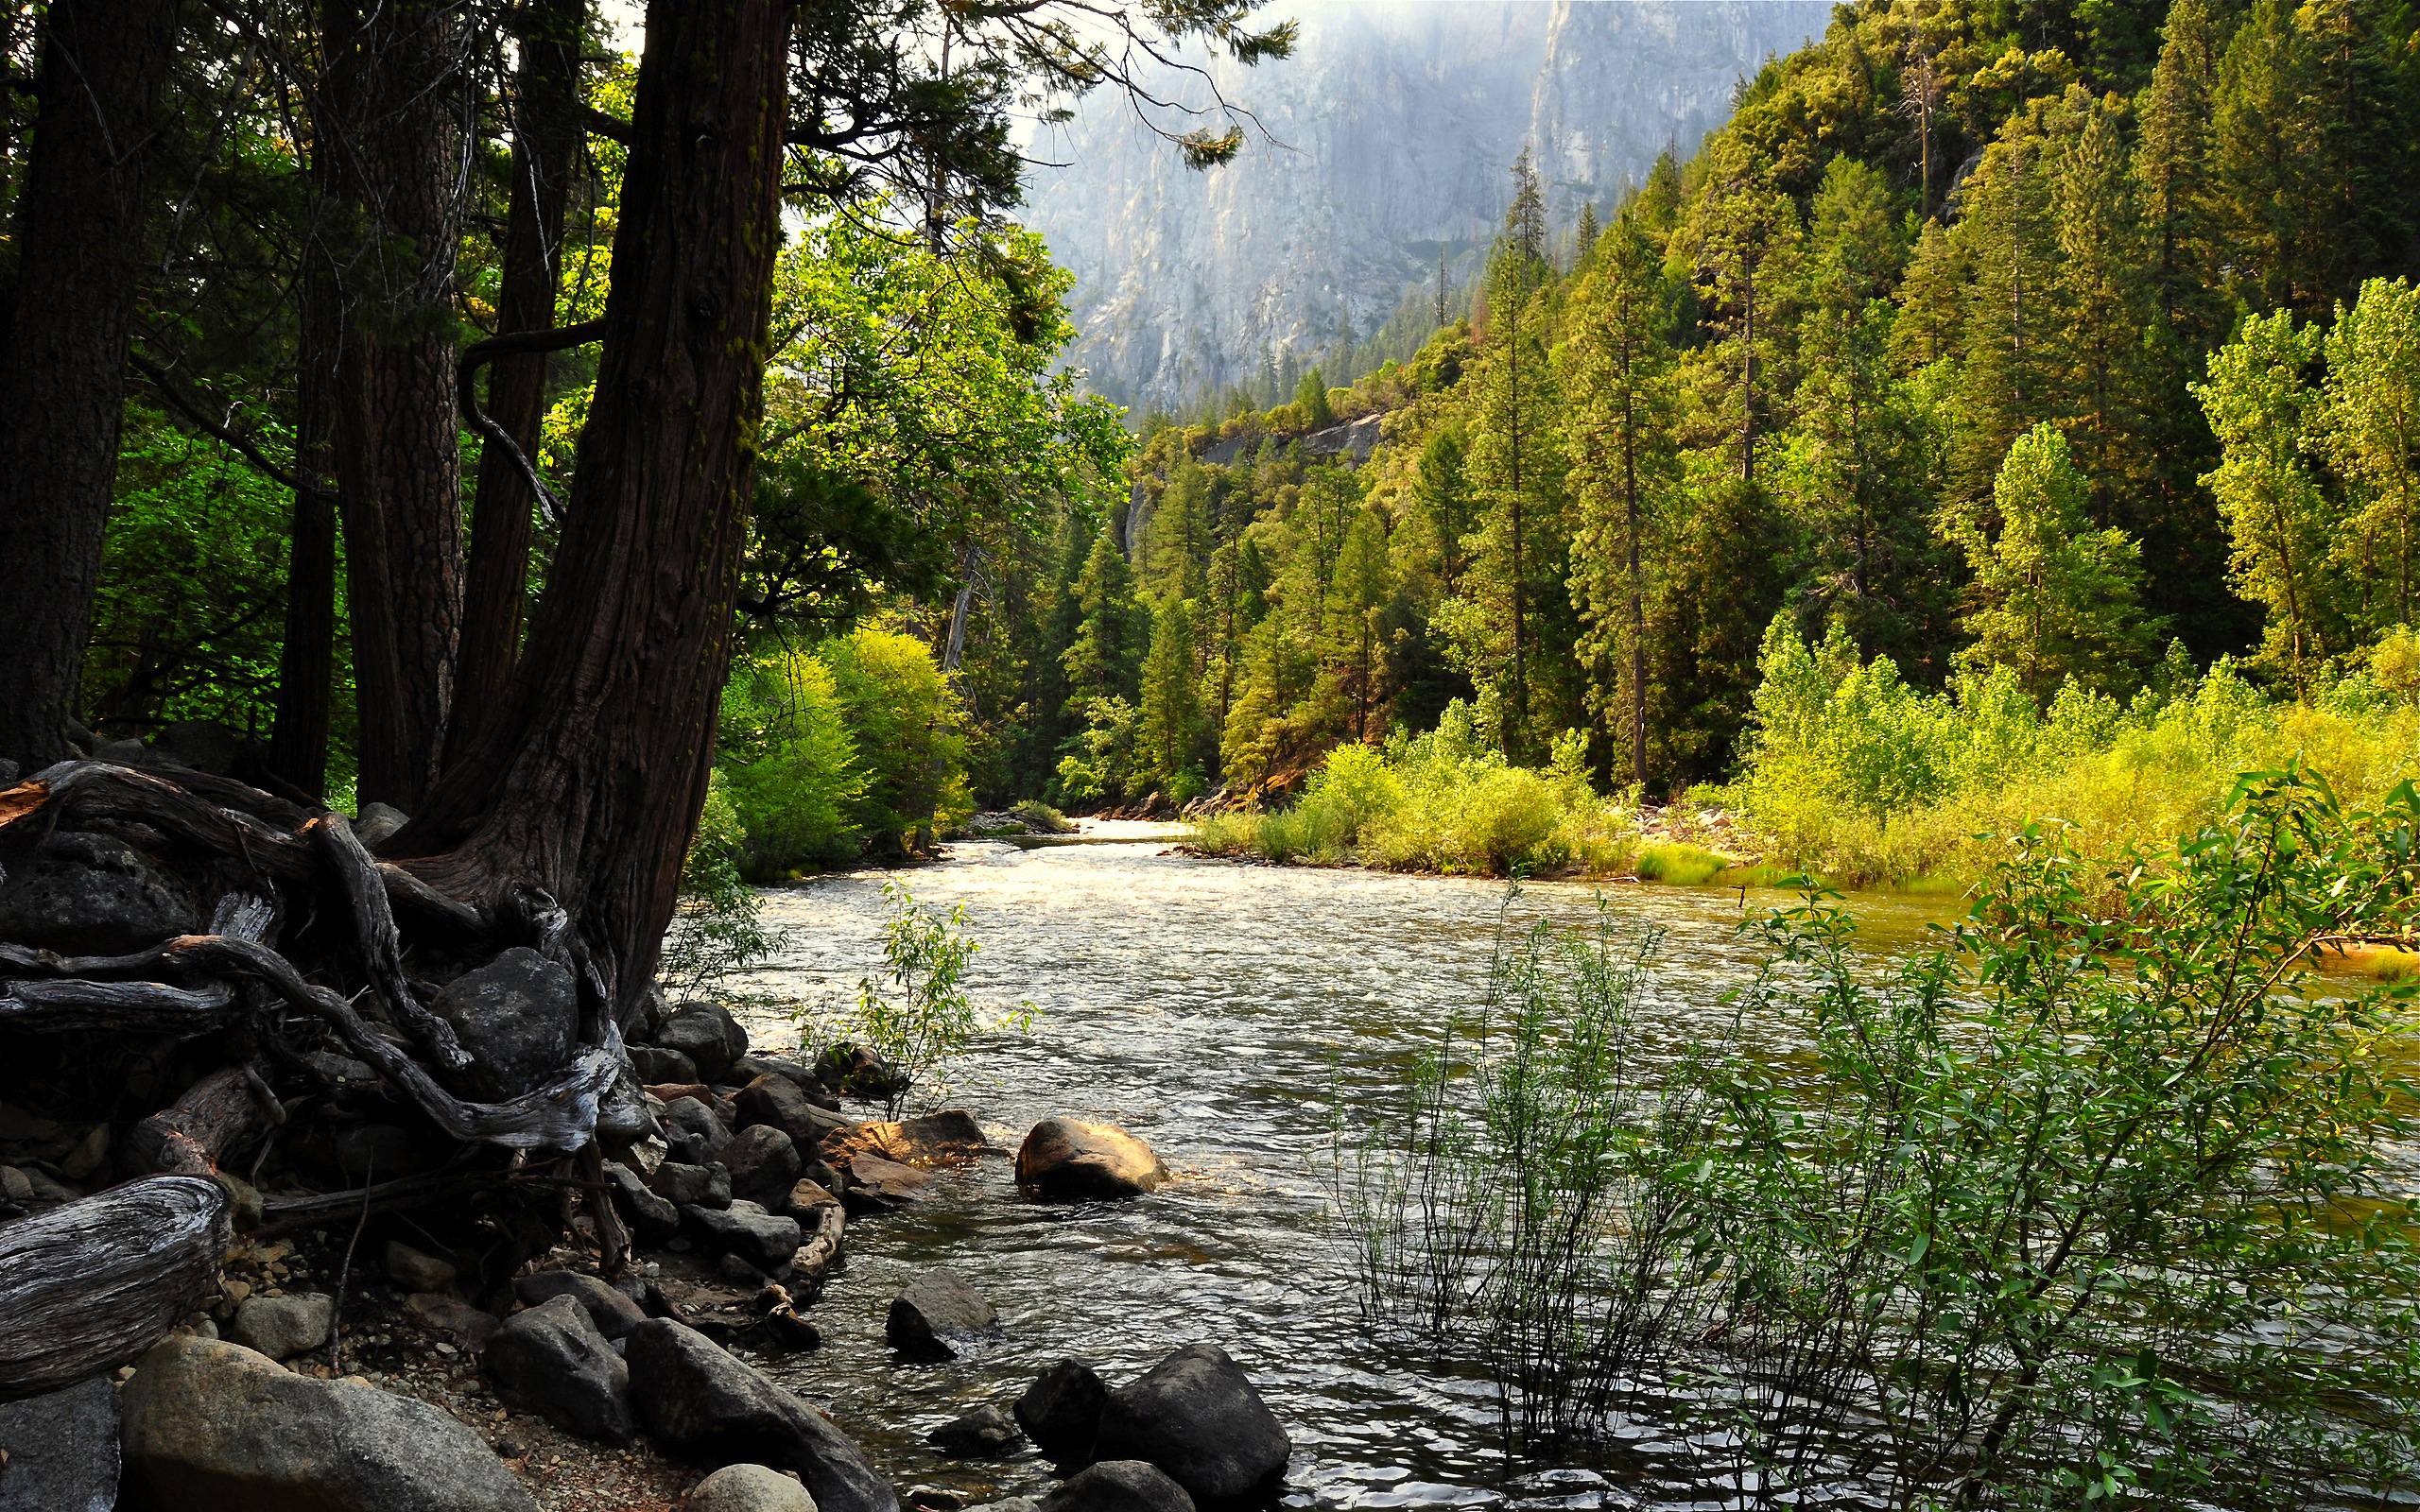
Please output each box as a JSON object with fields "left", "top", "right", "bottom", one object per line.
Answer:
{"left": 0, "top": 760, "right": 646, "bottom": 1392}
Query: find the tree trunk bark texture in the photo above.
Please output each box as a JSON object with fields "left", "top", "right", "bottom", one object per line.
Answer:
{"left": 406, "top": 0, "right": 792, "bottom": 1019}
{"left": 320, "top": 0, "right": 471, "bottom": 810}
{"left": 0, "top": 0, "right": 183, "bottom": 766}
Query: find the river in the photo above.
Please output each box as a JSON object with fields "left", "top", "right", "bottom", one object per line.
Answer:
{"left": 722, "top": 822, "right": 1967, "bottom": 1510}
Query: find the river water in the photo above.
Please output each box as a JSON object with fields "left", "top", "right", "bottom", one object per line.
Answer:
{"left": 723, "top": 822, "right": 1972, "bottom": 1509}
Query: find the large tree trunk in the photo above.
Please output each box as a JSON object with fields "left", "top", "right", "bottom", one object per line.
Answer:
{"left": 319, "top": 0, "right": 470, "bottom": 810}
{"left": 0, "top": 0, "right": 183, "bottom": 765}
{"left": 268, "top": 254, "right": 341, "bottom": 799}
{"left": 402, "top": 0, "right": 790, "bottom": 1015}
{"left": 447, "top": 0, "right": 587, "bottom": 767}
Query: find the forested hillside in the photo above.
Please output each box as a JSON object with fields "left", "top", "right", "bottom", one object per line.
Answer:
{"left": 979, "top": 0, "right": 2420, "bottom": 883}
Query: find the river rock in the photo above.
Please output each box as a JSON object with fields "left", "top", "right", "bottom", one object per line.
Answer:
{"left": 515, "top": 1269, "right": 648, "bottom": 1341}
{"left": 817, "top": 1042, "right": 908, "bottom": 1101}
{"left": 407, "top": 1291, "right": 499, "bottom": 1349}
{"left": 626, "top": 1319, "right": 898, "bottom": 1512}
{"left": 841, "top": 1153, "right": 931, "bottom": 1210}
{"left": 685, "top": 1198, "right": 801, "bottom": 1273}
{"left": 929, "top": 1402, "right": 1023, "bottom": 1458}
{"left": 835, "top": 1111, "right": 990, "bottom": 1168}
{"left": 0, "top": 1375, "right": 119, "bottom": 1512}
{"left": 1096, "top": 1346, "right": 1288, "bottom": 1503}
{"left": 1015, "top": 1359, "right": 1108, "bottom": 1461}
{"left": 683, "top": 1463, "right": 820, "bottom": 1512}
{"left": 724, "top": 1124, "right": 804, "bottom": 1207}
{"left": 607, "top": 1160, "right": 683, "bottom": 1241}
{"left": 1039, "top": 1462, "right": 1197, "bottom": 1512}
{"left": 119, "top": 1334, "right": 537, "bottom": 1511}
{"left": 486, "top": 1293, "right": 634, "bottom": 1442}
{"left": 384, "top": 1239, "right": 458, "bottom": 1292}
{"left": 631, "top": 1044, "right": 702, "bottom": 1084}
{"left": 0, "top": 831, "right": 199, "bottom": 956}
{"left": 737, "top": 1074, "right": 856, "bottom": 1149}
{"left": 658, "top": 1002, "right": 750, "bottom": 1081}
{"left": 732, "top": 1056, "right": 838, "bottom": 1106}
{"left": 887, "top": 1266, "right": 1000, "bottom": 1361}
{"left": 430, "top": 947, "right": 579, "bottom": 1101}
{"left": 649, "top": 1160, "right": 734, "bottom": 1211}
{"left": 228, "top": 1292, "right": 332, "bottom": 1361}
{"left": 666, "top": 1095, "right": 736, "bottom": 1162}
{"left": 1015, "top": 1120, "right": 1168, "bottom": 1201}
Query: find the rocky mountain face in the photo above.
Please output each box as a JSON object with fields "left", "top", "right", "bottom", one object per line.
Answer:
{"left": 1022, "top": 0, "right": 1833, "bottom": 414}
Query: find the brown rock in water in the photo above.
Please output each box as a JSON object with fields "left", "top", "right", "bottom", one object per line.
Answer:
{"left": 828, "top": 1110, "right": 990, "bottom": 1168}
{"left": 1015, "top": 1119, "right": 1169, "bottom": 1201}
{"left": 840, "top": 1153, "right": 931, "bottom": 1209}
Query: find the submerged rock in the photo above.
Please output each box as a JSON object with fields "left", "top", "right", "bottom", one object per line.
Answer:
{"left": 1014, "top": 1359, "right": 1108, "bottom": 1462}
{"left": 886, "top": 1266, "right": 1000, "bottom": 1361}
{"left": 1039, "top": 1461, "right": 1196, "bottom": 1512}
{"left": 1095, "top": 1345, "right": 1288, "bottom": 1504}
{"left": 1015, "top": 1120, "right": 1168, "bottom": 1201}
{"left": 840, "top": 1153, "right": 931, "bottom": 1210}
{"left": 929, "top": 1402, "right": 1024, "bottom": 1458}
{"left": 119, "top": 1334, "right": 537, "bottom": 1512}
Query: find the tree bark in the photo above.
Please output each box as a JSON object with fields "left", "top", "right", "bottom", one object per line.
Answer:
{"left": 0, "top": 0, "right": 183, "bottom": 765}
{"left": 448, "top": 0, "right": 587, "bottom": 767}
{"left": 402, "top": 0, "right": 791, "bottom": 1018}
{"left": 319, "top": 0, "right": 470, "bottom": 810}
{"left": 269, "top": 250, "right": 341, "bottom": 799}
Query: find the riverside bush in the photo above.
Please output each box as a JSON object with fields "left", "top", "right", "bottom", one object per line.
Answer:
{"left": 1736, "top": 618, "right": 2420, "bottom": 886}
{"left": 1196, "top": 701, "right": 1641, "bottom": 876}
{"left": 1345, "top": 773, "right": 2420, "bottom": 1505}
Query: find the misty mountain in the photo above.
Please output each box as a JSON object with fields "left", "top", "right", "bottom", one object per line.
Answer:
{"left": 1021, "top": 0, "right": 1834, "bottom": 414}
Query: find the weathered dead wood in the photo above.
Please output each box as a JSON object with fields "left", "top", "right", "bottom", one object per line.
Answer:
{"left": 0, "top": 891, "right": 276, "bottom": 1036}
{"left": 258, "top": 1169, "right": 509, "bottom": 1235}
{"left": 128, "top": 1065, "right": 284, "bottom": 1177}
{"left": 0, "top": 1176, "right": 230, "bottom": 1400}
{"left": 307, "top": 813, "right": 471, "bottom": 1071}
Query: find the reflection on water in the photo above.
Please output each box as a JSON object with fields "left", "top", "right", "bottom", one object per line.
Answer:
{"left": 725, "top": 826, "right": 1958, "bottom": 1509}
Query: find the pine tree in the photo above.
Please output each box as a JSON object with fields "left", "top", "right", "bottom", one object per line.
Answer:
{"left": 2051, "top": 90, "right": 2158, "bottom": 527}
{"left": 1137, "top": 593, "right": 1203, "bottom": 793}
{"left": 1330, "top": 501, "right": 1393, "bottom": 740}
{"left": 1678, "top": 134, "right": 1798, "bottom": 489}
{"left": 2137, "top": 0, "right": 2229, "bottom": 357}
{"left": 1295, "top": 366, "right": 1334, "bottom": 428}
{"left": 2196, "top": 309, "right": 2342, "bottom": 690}
{"left": 1061, "top": 522, "right": 1148, "bottom": 715}
{"left": 1560, "top": 211, "right": 1677, "bottom": 788}
{"left": 1946, "top": 106, "right": 2064, "bottom": 517}
{"left": 2319, "top": 278, "right": 2420, "bottom": 634}
{"left": 1410, "top": 428, "right": 1476, "bottom": 590}
{"left": 1954, "top": 422, "right": 2157, "bottom": 701}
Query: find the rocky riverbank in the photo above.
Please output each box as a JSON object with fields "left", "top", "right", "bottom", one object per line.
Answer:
{"left": 0, "top": 989, "right": 1289, "bottom": 1512}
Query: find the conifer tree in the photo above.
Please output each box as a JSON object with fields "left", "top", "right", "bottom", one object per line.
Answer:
{"left": 1561, "top": 212, "right": 1677, "bottom": 788}
{"left": 1954, "top": 422, "right": 2157, "bottom": 700}
{"left": 2319, "top": 278, "right": 2420, "bottom": 634}
{"left": 1061, "top": 522, "right": 1149, "bottom": 715}
{"left": 1137, "top": 593, "right": 1203, "bottom": 792}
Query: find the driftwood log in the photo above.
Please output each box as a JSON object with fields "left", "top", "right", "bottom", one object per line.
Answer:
{"left": 0, "top": 1176, "right": 231, "bottom": 1400}
{"left": 0, "top": 760, "right": 644, "bottom": 1391}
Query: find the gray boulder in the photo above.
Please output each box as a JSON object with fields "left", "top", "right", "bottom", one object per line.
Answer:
{"left": 119, "top": 1334, "right": 537, "bottom": 1511}
{"left": 429, "top": 947, "right": 579, "bottom": 1101}
{"left": 736, "top": 1074, "right": 856, "bottom": 1150}
{"left": 665, "top": 1095, "right": 735, "bottom": 1163}
{"left": 1015, "top": 1359, "right": 1108, "bottom": 1462}
{"left": 513, "top": 1269, "right": 648, "bottom": 1341}
{"left": 1095, "top": 1346, "right": 1288, "bottom": 1504}
{"left": 486, "top": 1294, "right": 633, "bottom": 1442}
{"left": 383, "top": 1239, "right": 458, "bottom": 1292}
{"left": 928, "top": 1402, "right": 1023, "bottom": 1459}
{"left": 228, "top": 1292, "right": 332, "bottom": 1361}
{"left": 354, "top": 800, "right": 410, "bottom": 848}
{"left": 1014, "top": 1120, "right": 1169, "bottom": 1201}
{"left": 631, "top": 1044, "right": 702, "bottom": 1085}
{"left": 724, "top": 1124, "right": 804, "bottom": 1208}
{"left": 657, "top": 1002, "right": 750, "bottom": 1081}
{"left": 684, "top": 1199, "right": 801, "bottom": 1274}
{"left": 886, "top": 1266, "right": 999, "bottom": 1361}
{"left": 607, "top": 1160, "right": 683, "bottom": 1241}
{"left": 1039, "top": 1462, "right": 1196, "bottom": 1512}
{"left": 0, "top": 832, "right": 198, "bottom": 955}
{"left": 625, "top": 1319, "right": 898, "bottom": 1512}
{"left": 731, "top": 1056, "right": 838, "bottom": 1107}
{"left": 0, "top": 1376, "right": 118, "bottom": 1512}
{"left": 683, "top": 1463, "right": 820, "bottom": 1512}
{"left": 648, "top": 1160, "right": 733, "bottom": 1211}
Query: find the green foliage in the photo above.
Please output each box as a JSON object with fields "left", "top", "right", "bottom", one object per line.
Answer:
{"left": 662, "top": 775, "right": 783, "bottom": 999}
{"left": 1349, "top": 776, "right": 2420, "bottom": 1501}
{"left": 802, "top": 881, "right": 1029, "bottom": 1119}
{"left": 820, "top": 627, "right": 973, "bottom": 852}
